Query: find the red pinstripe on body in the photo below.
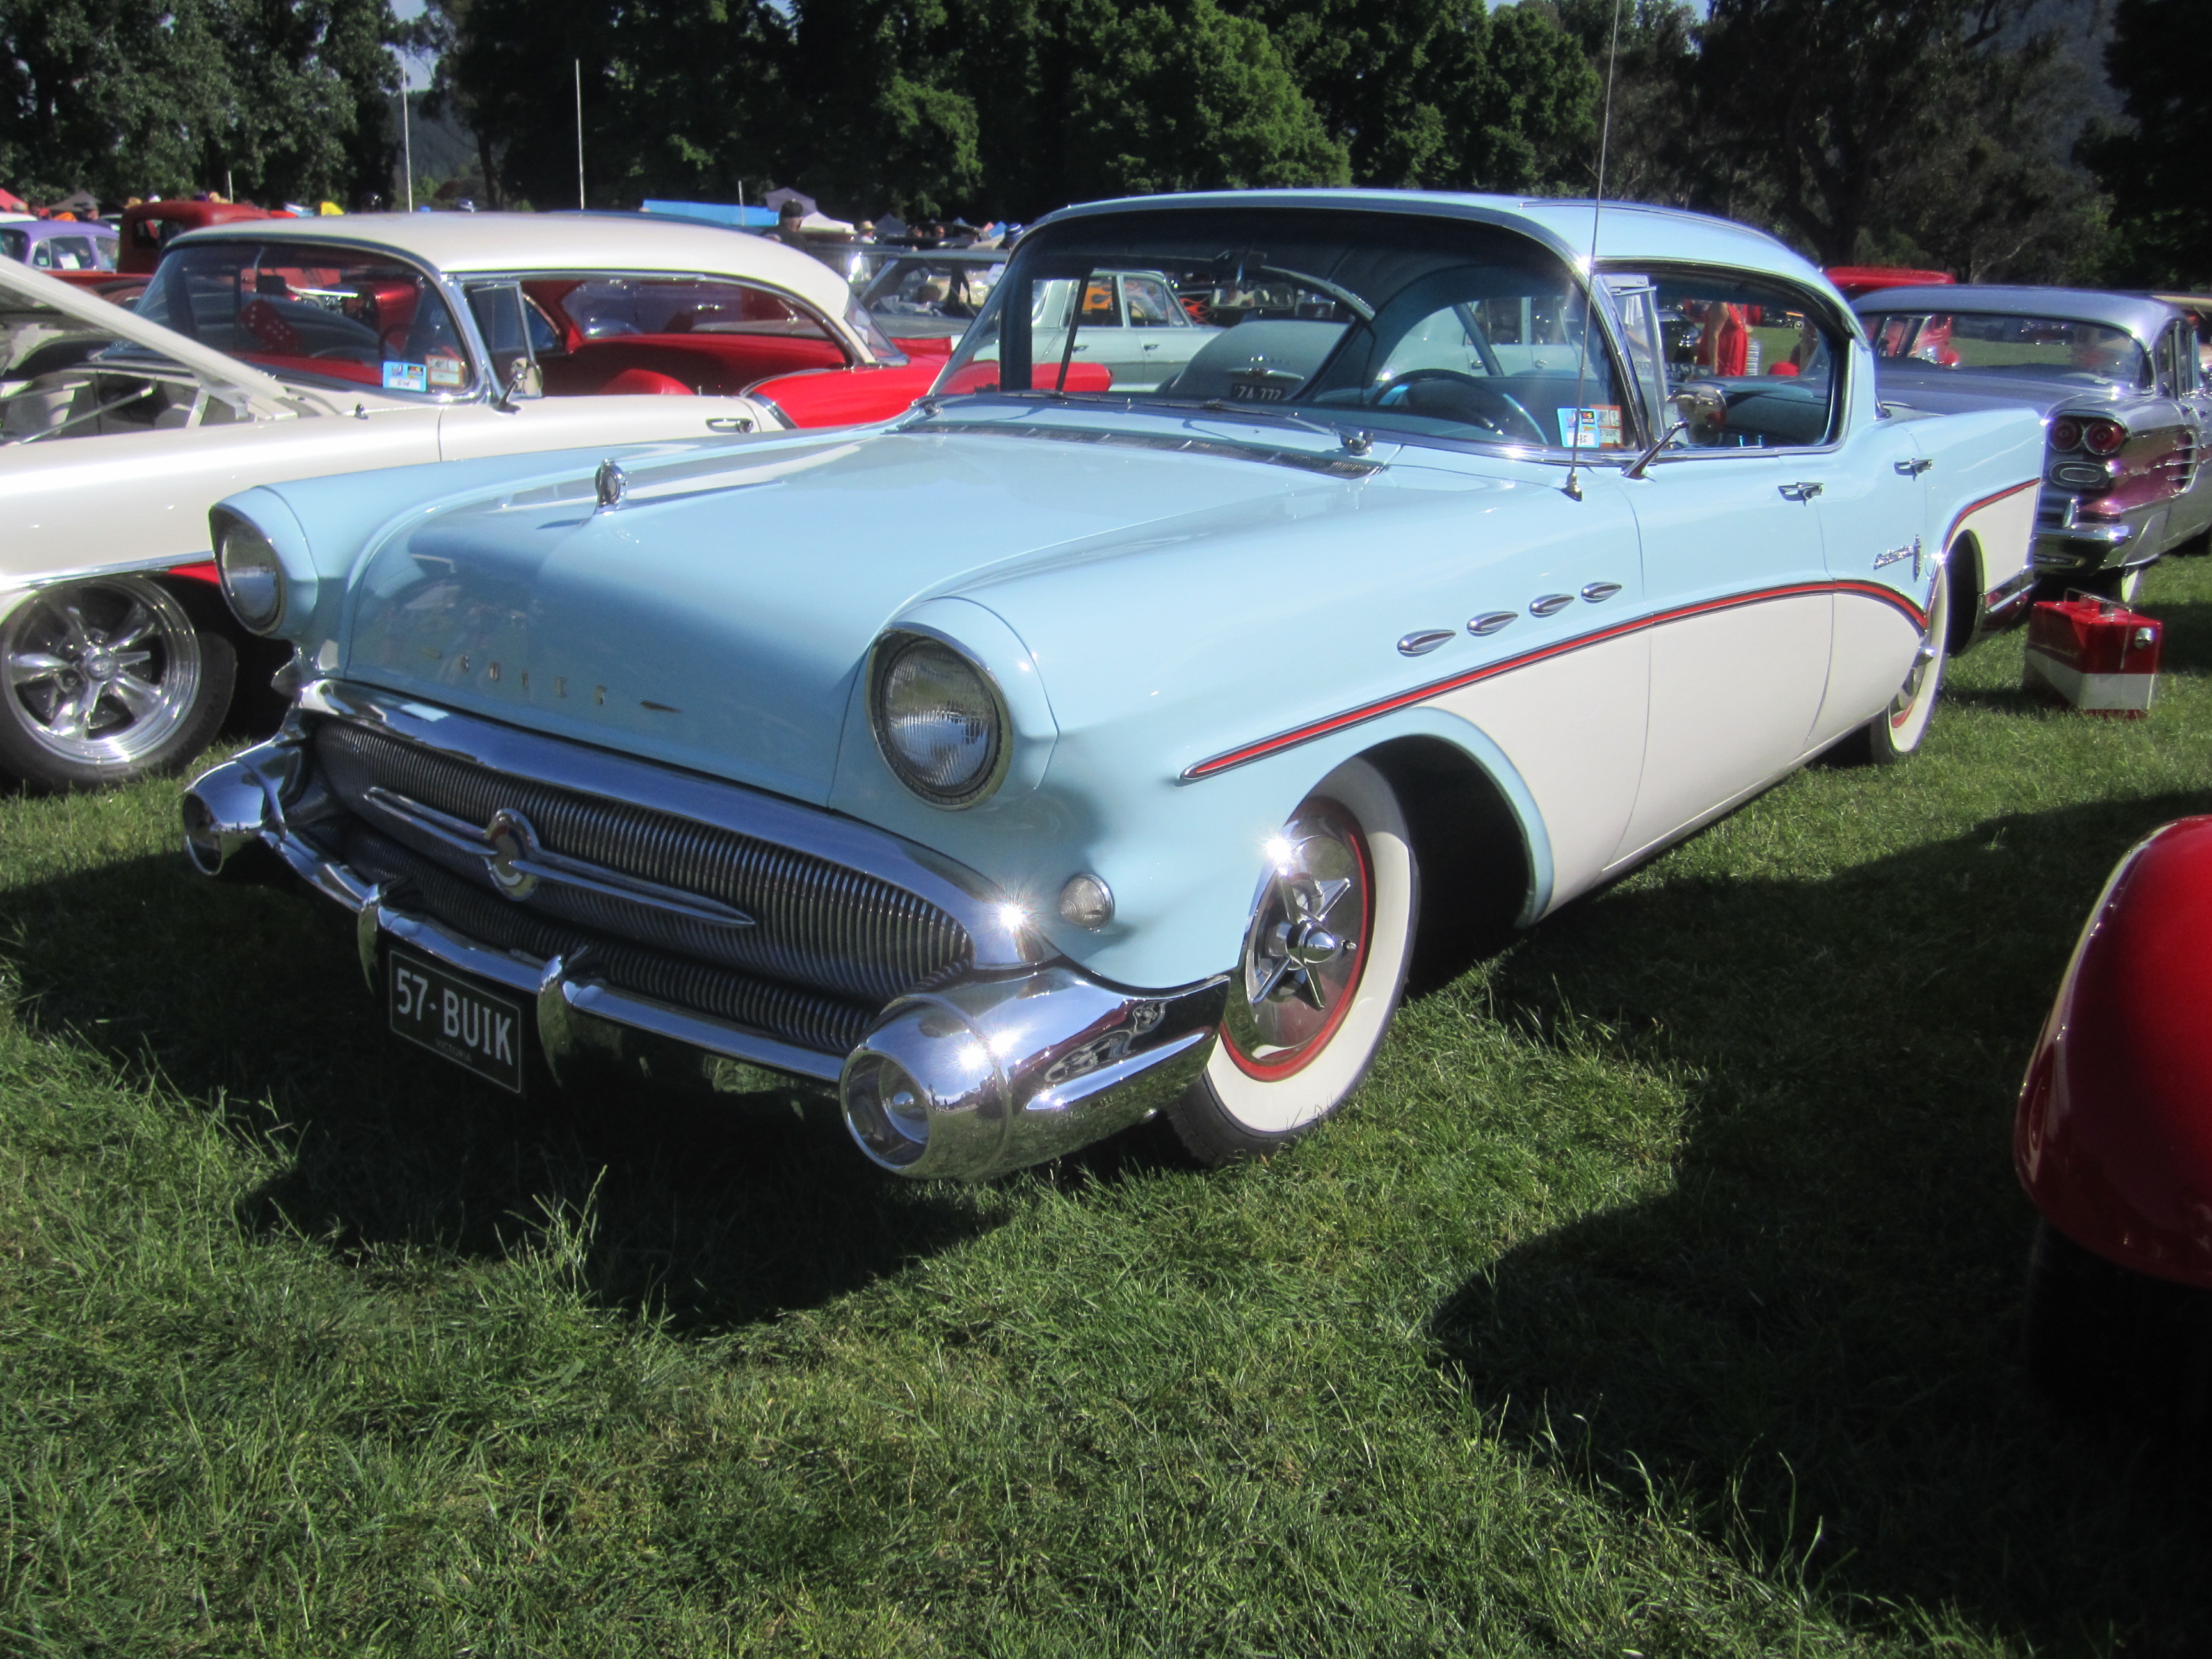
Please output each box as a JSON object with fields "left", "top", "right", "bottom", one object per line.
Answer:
{"left": 1180, "top": 579, "right": 1928, "bottom": 781}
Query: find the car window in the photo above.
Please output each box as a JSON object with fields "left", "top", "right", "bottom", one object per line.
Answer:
{"left": 29, "top": 240, "right": 53, "bottom": 268}
{"left": 1651, "top": 274, "right": 1841, "bottom": 449}
{"left": 1864, "top": 310, "right": 2152, "bottom": 389}
{"left": 133, "top": 241, "right": 473, "bottom": 394}
{"left": 0, "top": 227, "right": 24, "bottom": 261}
{"left": 943, "top": 209, "right": 1631, "bottom": 455}
{"left": 1123, "top": 275, "right": 1181, "bottom": 328}
{"left": 550, "top": 276, "right": 835, "bottom": 342}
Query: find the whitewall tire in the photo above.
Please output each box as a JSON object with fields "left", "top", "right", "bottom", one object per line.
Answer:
{"left": 1167, "top": 757, "right": 1418, "bottom": 1164}
{"left": 1863, "top": 554, "right": 1950, "bottom": 765}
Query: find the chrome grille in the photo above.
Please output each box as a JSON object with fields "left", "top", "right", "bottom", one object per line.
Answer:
{"left": 314, "top": 720, "right": 970, "bottom": 1006}
{"left": 348, "top": 830, "right": 876, "bottom": 1054}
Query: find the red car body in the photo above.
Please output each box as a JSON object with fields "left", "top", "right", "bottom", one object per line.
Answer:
{"left": 2016, "top": 815, "right": 2212, "bottom": 1286}
{"left": 1825, "top": 265, "right": 1953, "bottom": 302}
{"left": 749, "top": 348, "right": 1112, "bottom": 428}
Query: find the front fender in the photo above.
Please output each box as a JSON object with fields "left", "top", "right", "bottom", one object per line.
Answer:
{"left": 2016, "top": 815, "right": 2212, "bottom": 1288}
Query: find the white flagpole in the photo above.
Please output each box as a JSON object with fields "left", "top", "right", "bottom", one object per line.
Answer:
{"left": 401, "top": 84, "right": 414, "bottom": 211}
{"left": 575, "top": 60, "right": 586, "bottom": 210}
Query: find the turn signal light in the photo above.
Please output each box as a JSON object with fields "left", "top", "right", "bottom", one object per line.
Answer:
{"left": 2082, "top": 419, "right": 2127, "bottom": 456}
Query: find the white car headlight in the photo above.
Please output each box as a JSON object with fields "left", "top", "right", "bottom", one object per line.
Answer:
{"left": 870, "top": 633, "right": 1006, "bottom": 806}
{"left": 216, "top": 518, "right": 286, "bottom": 634}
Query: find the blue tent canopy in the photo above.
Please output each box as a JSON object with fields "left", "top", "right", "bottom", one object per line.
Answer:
{"left": 641, "top": 199, "right": 778, "bottom": 230}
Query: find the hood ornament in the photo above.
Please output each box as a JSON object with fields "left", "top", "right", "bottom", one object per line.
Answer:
{"left": 595, "top": 459, "right": 627, "bottom": 512}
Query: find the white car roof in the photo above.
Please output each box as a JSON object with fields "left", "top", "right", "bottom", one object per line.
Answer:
{"left": 1043, "top": 189, "right": 1835, "bottom": 305}
{"left": 171, "top": 211, "right": 855, "bottom": 317}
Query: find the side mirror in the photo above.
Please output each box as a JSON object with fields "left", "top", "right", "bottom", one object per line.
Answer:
{"left": 1673, "top": 381, "right": 1728, "bottom": 442}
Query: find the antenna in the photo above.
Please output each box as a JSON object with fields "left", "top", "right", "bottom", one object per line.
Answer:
{"left": 1562, "top": 0, "right": 1627, "bottom": 502}
{"left": 575, "top": 60, "right": 586, "bottom": 210}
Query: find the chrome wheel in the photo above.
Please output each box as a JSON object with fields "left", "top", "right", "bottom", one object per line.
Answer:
{"left": 1, "top": 577, "right": 204, "bottom": 768}
{"left": 1222, "top": 801, "right": 1374, "bottom": 1079}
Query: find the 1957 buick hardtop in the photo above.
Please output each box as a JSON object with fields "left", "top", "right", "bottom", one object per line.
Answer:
{"left": 184, "top": 191, "right": 2044, "bottom": 1179}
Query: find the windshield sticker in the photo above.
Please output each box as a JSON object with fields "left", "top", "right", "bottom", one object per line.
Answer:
{"left": 428, "top": 356, "right": 466, "bottom": 389}
{"left": 1559, "top": 405, "right": 1623, "bottom": 448}
{"left": 382, "top": 360, "right": 429, "bottom": 392}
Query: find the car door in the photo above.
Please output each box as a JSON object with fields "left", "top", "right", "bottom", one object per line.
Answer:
{"left": 437, "top": 278, "right": 775, "bottom": 460}
{"left": 1118, "top": 273, "right": 1212, "bottom": 390}
{"left": 1610, "top": 270, "right": 1843, "bottom": 870}
{"left": 1804, "top": 399, "right": 1931, "bottom": 751}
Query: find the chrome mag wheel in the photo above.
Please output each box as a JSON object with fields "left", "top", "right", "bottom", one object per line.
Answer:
{"left": 1168, "top": 757, "right": 1418, "bottom": 1162}
{"left": 0, "top": 575, "right": 232, "bottom": 789}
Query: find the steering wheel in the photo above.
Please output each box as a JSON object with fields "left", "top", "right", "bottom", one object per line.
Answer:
{"left": 1372, "top": 369, "right": 1551, "bottom": 446}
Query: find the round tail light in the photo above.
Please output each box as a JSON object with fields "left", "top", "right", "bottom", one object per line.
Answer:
{"left": 2048, "top": 417, "right": 2082, "bottom": 451}
{"left": 2082, "top": 419, "right": 2126, "bottom": 456}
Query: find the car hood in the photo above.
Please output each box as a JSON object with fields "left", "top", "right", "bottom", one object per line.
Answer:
{"left": 1870, "top": 364, "right": 2146, "bottom": 421}
{"left": 341, "top": 417, "right": 1437, "bottom": 805}
{"left": 0, "top": 254, "right": 299, "bottom": 411}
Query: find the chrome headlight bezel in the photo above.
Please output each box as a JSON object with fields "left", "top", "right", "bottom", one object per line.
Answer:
{"left": 867, "top": 630, "right": 1011, "bottom": 809}
{"left": 212, "top": 511, "right": 288, "bottom": 636}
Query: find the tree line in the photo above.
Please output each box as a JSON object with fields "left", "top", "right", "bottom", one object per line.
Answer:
{"left": 1, "top": 0, "right": 2204, "bottom": 287}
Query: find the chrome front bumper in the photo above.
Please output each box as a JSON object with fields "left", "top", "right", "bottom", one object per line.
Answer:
{"left": 183, "top": 694, "right": 1224, "bottom": 1182}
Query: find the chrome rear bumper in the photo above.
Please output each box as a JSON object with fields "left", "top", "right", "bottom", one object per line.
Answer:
{"left": 184, "top": 695, "right": 1224, "bottom": 1181}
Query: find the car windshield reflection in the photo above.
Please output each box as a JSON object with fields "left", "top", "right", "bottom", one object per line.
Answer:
{"left": 934, "top": 207, "right": 1632, "bottom": 453}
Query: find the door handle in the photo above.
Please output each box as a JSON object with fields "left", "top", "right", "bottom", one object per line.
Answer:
{"left": 1777, "top": 481, "right": 1823, "bottom": 501}
{"left": 705, "top": 416, "right": 753, "bottom": 434}
{"left": 1894, "top": 457, "right": 1934, "bottom": 476}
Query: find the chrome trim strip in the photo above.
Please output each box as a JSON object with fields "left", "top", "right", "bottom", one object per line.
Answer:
{"left": 298, "top": 680, "right": 1043, "bottom": 971}
{"left": 900, "top": 420, "right": 1385, "bottom": 478}
{"left": 362, "top": 785, "right": 757, "bottom": 930}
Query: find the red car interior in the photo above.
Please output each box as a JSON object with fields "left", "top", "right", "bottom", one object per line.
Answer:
{"left": 523, "top": 278, "right": 851, "bottom": 397}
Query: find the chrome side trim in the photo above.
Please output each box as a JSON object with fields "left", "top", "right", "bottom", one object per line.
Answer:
{"left": 297, "top": 680, "right": 1044, "bottom": 971}
{"left": 901, "top": 421, "right": 1386, "bottom": 479}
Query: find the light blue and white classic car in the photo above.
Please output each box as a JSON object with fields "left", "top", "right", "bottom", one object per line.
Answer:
{"left": 182, "top": 191, "right": 2044, "bottom": 1180}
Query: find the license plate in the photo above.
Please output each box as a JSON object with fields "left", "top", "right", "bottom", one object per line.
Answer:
{"left": 387, "top": 947, "right": 527, "bottom": 1094}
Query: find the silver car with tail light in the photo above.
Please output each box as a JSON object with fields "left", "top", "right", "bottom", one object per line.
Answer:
{"left": 1855, "top": 286, "right": 2212, "bottom": 599}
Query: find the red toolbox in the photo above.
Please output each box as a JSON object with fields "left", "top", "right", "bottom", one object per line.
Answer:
{"left": 2022, "top": 593, "right": 2162, "bottom": 716}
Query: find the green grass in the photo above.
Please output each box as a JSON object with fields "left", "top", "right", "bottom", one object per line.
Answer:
{"left": 4, "top": 562, "right": 2212, "bottom": 1655}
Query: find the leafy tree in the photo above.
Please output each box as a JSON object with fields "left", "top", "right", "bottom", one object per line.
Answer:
{"left": 1688, "top": 0, "right": 2103, "bottom": 275}
{"left": 1233, "top": 0, "right": 1596, "bottom": 191}
{"left": 0, "top": 0, "right": 402, "bottom": 207}
{"left": 783, "top": 0, "right": 981, "bottom": 218}
{"left": 1059, "top": 0, "right": 1347, "bottom": 201}
{"left": 2085, "top": 0, "right": 2212, "bottom": 287}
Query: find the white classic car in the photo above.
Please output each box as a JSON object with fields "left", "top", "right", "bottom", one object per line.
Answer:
{"left": 186, "top": 192, "right": 2048, "bottom": 1179}
{"left": 0, "top": 212, "right": 903, "bottom": 790}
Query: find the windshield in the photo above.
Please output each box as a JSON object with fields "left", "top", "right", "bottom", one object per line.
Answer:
{"left": 132, "top": 241, "right": 473, "bottom": 394}
{"left": 1866, "top": 310, "right": 2152, "bottom": 389}
{"left": 935, "top": 207, "right": 1628, "bottom": 454}
{"left": 858, "top": 253, "right": 1006, "bottom": 341}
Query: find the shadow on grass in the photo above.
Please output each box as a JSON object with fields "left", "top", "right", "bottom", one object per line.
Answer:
{"left": 1428, "top": 790, "right": 2212, "bottom": 1649}
{"left": 0, "top": 851, "right": 1002, "bottom": 1334}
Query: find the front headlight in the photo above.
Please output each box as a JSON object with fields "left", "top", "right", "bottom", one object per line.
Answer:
{"left": 870, "top": 633, "right": 1005, "bottom": 806}
{"left": 216, "top": 518, "right": 285, "bottom": 634}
